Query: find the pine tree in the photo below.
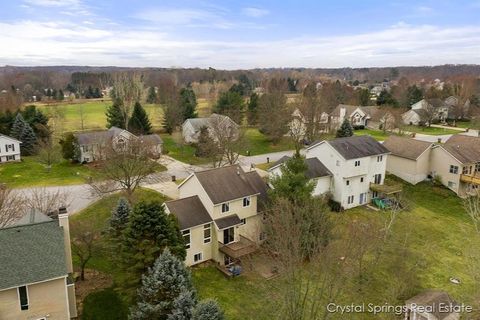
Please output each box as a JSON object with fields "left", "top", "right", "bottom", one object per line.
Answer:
{"left": 59, "top": 132, "right": 79, "bottom": 161}
{"left": 129, "top": 249, "right": 196, "bottom": 320}
{"left": 168, "top": 290, "right": 196, "bottom": 320}
{"left": 336, "top": 118, "right": 354, "bottom": 138}
{"left": 146, "top": 87, "right": 157, "bottom": 104}
{"left": 10, "top": 113, "right": 26, "bottom": 140}
{"left": 106, "top": 98, "right": 127, "bottom": 129}
{"left": 20, "top": 122, "right": 37, "bottom": 155}
{"left": 179, "top": 88, "right": 197, "bottom": 120}
{"left": 247, "top": 93, "right": 259, "bottom": 125}
{"left": 128, "top": 102, "right": 152, "bottom": 135}
{"left": 110, "top": 198, "right": 131, "bottom": 235}
{"left": 192, "top": 300, "right": 225, "bottom": 320}
{"left": 213, "top": 91, "right": 244, "bottom": 124}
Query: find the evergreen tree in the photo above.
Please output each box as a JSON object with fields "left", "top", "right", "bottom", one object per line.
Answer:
{"left": 193, "top": 300, "right": 225, "bottom": 320}
{"left": 46, "top": 88, "right": 52, "bottom": 97}
{"left": 128, "top": 102, "right": 152, "bottom": 135}
{"left": 106, "top": 98, "right": 127, "bottom": 129}
{"left": 94, "top": 87, "right": 102, "bottom": 98}
{"left": 59, "top": 132, "right": 79, "bottom": 161}
{"left": 10, "top": 113, "right": 27, "bottom": 140}
{"left": 179, "top": 87, "right": 197, "bottom": 120}
{"left": 146, "top": 87, "right": 157, "bottom": 104}
{"left": 406, "top": 85, "right": 424, "bottom": 107}
{"left": 247, "top": 93, "right": 259, "bottom": 125}
{"left": 52, "top": 89, "right": 58, "bottom": 100}
{"left": 376, "top": 89, "right": 398, "bottom": 107}
{"left": 58, "top": 89, "right": 65, "bottom": 101}
{"left": 129, "top": 249, "right": 195, "bottom": 320}
{"left": 269, "top": 155, "right": 314, "bottom": 203}
{"left": 11, "top": 114, "right": 37, "bottom": 155}
{"left": 110, "top": 198, "right": 131, "bottom": 235}
{"left": 358, "top": 88, "right": 370, "bottom": 106}
{"left": 336, "top": 118, "right": 354, "bottom": 138}
{"left": 213, "top": 91, "right": 244, "bottom": 124}
{"left": 121, "top": 201, "right": 186, "bottom": 290}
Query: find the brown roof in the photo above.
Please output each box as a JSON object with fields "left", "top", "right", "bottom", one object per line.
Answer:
{"left": 383, "top": 136, "right": 432, "bottom": 160}
{"left": 214, "top": 214, "right": 242, "bottom": 229}
{"left": 164, "top": 196, "right": 212, "bottom": 230}
{"left": 406, "top": 290, "right": 458, "bottom": 320}
{"left": 194, "top": 165, "right": 267, "bottom": 204}
{"left": 443, "top": 135, "right": 480, "bottom": 164}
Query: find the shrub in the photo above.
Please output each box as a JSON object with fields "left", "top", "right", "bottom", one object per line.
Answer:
{"left": 82, "top": 287, "right": 127, "bottom": 320}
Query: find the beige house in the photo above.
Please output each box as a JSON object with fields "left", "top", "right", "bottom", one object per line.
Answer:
{"left": 182, "top": 114, "right": 238, "bottom": 144}
{"left": 0, "top": 209, "right": 77, "bottom": 319}
{"left": 289, "top": 108, "right": 329, "bottom": 139}
{"left": 164, "top": 165, "right": 267, "bottom": 268}
{"left": 383, "top": 136, "right": 434, "bottom": 185}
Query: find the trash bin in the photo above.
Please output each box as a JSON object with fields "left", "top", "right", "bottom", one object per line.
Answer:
{"left": 171, "top": 175, "right": 176, "bottom": 182}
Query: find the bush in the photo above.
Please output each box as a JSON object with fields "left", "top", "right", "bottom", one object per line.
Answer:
{"left": 328, "top": 199, "right": 343, "bottom": 212}
{"left": 82, "top": 287, "right": 127, "bottom": 320}
{"left": 353, "top": 125, "right": 365, "bottom": 130}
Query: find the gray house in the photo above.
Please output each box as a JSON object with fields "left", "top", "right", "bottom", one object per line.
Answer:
{"left": 182, "top": 114, "right": 238, "bottom": 144}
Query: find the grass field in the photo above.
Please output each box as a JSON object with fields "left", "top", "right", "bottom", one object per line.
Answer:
{"left": 242, "top": 128, "right": 294, "bottom": 156}
{"left": 161, "top": 132, "right": 211, "bottom": 165}
{"left": 403, "top": 125, "right": 461, "bottom": 135}
{"left": 354, "top": 128, "right": 391, "bottom": 141}
{"left": 72, "top": 180, "right": 478, "bottom": 319}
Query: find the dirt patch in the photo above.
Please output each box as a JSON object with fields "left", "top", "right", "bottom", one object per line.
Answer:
{"left": 75, "top": 269, "right": 113, "bottom": 315}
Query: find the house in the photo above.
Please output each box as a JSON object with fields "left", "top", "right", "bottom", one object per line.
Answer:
{"left": 164, "top": 165, "right": 268, "bottom": 267}
{"left": 306, "top": 135, "right": 390, "bottom": 209}
{"left": 0, "top": 208, "right": 77, "bottom": 319}
{"left": 405, "top": 290, "right": 459, "bottom": 320}
{"left": 329, "top": 104, "right": 382, "bottom": 130}
{"left": 402, "top": 108, "right": 429, "bottom": 126}
{"left": 405, "top": 97, "right": 468, "bottom": 125}
{"left": 182, "top": 114, "right": 238, "bottom": 144}
{"left": 0, "top": 134, "right": 21, "bottom": 163}
{"left": 268, "top": 156, "right": 332, "bottom": 196}
{"left": 383, "top": 136, "right": 434, "bottom": 185}
{"left": 75, "top": 126, "right": 163, "bottom": 163}
{"left": 430, "top": 134, "right": 480, "bottom": 196}
{"left": 289, "top": 108, "right": 329, "bottom": 139}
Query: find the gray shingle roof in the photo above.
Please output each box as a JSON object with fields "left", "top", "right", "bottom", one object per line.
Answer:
{"left": 383, "top": 136, "right": 433, "bottom": 160}
{"left": 214, "top": 214, "right": 242, "bottom": 229}
{"left": 0, "top": 134, "right": 22, "bottom": 144}
{"left": 194, "top": 165, "right": 266, "bottom": 204}
{"left": 406, "top": 290, "right": 457, "bottom": 320}
{"left": 443, "top": 134, "right": 480, "bottom": 164}
{"left": 164, "top": 196, "right": 212, "bottom": 230}
{"left": 328, "top": 135, "right": 390, "bottom": 160}
{"left": 0, "top": 220, "right": 67, "bottom": 291}
{"left": 270, "top": 156, "right": 332, "bottom": 178}
{"left": 75, "top": 126, "right": 124, "bottom": 145}
{"left": 184, "top": 114, "right": 238, "bottom": 132}
{"left": 139, "top": 134, "right": 163, "bottom": 145}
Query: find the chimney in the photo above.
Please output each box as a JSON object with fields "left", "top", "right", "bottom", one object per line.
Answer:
{"left": 437, "top": 138, "right": 442, "bottom": 143}
{"left": 58, "top": 207, "right": 73, "bottom": 274}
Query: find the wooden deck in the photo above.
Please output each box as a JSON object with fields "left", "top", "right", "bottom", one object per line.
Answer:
{"left": 219, "top": 236, "right": 257, "bottom": 259}
{"left": 461, "top": 173, "right": 480, "bottom": 185}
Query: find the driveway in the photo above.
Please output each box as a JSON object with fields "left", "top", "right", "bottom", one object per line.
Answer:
{"left": 414, "top": 129, "right": 479, "bottom": 143}
{"left": 239, "top": 150, "right": 296, "bottom": 167}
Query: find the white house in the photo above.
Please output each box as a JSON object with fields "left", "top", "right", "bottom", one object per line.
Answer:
{"left": 329, "top": 104, "right": 379, "bottom": 130}
{"left": 74, "top": 127, "right": 162, "bottom": 163}
{"left": 182, "top": 114, "right": 238, "bottom": 144}
{"left": 0, "top": 134, "right": 21, "bottom": 163}
{"left": 164, "top": 165, "right": 267, "bottom": 267}
{"left": 268, "top": 156, "right": 332, "bottom": 196}
{"left": 306, "top": 135, "right": 390, "bottom": 209}
{"left": 405, "top": 290, "right": 459, "bottom": 320}
{"left": 289, "top": 108, "right": 329, "bottom": 139}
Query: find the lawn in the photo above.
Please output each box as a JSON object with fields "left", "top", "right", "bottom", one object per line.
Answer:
{"left": 403, "top": 125, "right": 461, "bottom": 135}
{"left": 354, "top": 128, "right": 391, "bottom": 141}
{"left": 0, "top": 156, "right": 92, "bottom": 187}
{"left": 35, "top": 100, "right": 164, "bottom": 132}
{"left": 160, "top": 132, "right": 211, "bottom": 165}
{"left": 242, "top": 128, "right": 294, "bottom": 156}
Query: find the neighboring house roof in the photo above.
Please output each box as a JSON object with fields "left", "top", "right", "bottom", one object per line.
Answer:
{"left": 0, "top": 220, "right": 67, "bottom": 291}
{"left": 383, "top": 136, "right": 433, "bottom": 160}
{"left": 183, "top": 114, "right": 238, "bottom": 132}
{"left": 330, "top": 104, "right": 376, "bottom": 118}
{"left": 13, "top": 210, "right": 52, "bottom": 226}
{"left": 214, "top": 214, "right": 242, "bottom": 230}
{"left": 412, "top": 109, "right": 429, "bottom": 119}
{"left": 405, "top": 290, "right": 457, "bottom": 320}
{"left": 0, "top": 134, "right": 22, "bottom": 144}
{"left": 139, "top": 134, "right": 163, "bottom": 145}
{"left": 270, "top": 156, "right": 332, "bottom": 178}
{"left": 192, "top": 165, "right": 267, "bottom": 204}
{"left": 321, "top": 135, "right": 390, "bottom": 160}
{"left": 75, "top": 126, "right": 125, "bottom": 145}
{"left": 443, "top": 134, "right": 480, "bottom": 164}
{"left": 164, "top": 196, "right": 212, "bottom": 230}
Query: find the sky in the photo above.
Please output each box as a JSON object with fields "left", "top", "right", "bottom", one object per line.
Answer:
{"left": 1, "top": 0, "right": 480, "bottom": 69}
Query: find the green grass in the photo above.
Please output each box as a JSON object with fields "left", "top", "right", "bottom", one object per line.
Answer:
{"left": 354, "top": 128, "right": 391, "bottom": 141}
{"left": 0, "top": 156, "right": 92, "bottom": 187}
{"left": 404, "top": 125, "right": 461, "bottom": 135}
{"left": 82, "top": 287, "right": 128, "bottom": 320}
{"left": 160, "top": 132, "right": 211, "bottom": 165}
{"left": 242, "top": 128, "right": 294, "bottom": 156}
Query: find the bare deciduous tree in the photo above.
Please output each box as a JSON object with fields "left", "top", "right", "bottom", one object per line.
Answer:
{"left": 37, "top": 138, "right": 62, "bottom": 172}
{"left": 71, "top": 219, "right": 100, "bottom": 280}
{"left": 206, "top": 115, "right": 245, "bottom": 167}
{"left": 299, "top": 82, "right": 328, "bottom": 142}
{"left": 0, "top": 186, "right": 26, "bottom": 228}
{"left": 24, "top": 187, "right": 71, "bottom": 216}
{"left": 464, "top": 189, "right": 480, "bottom": 233}
{"left": 111, "top": 72, "right": 144, "bottom": 129}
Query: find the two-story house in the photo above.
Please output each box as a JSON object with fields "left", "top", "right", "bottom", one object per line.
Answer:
{"left": 0, "top": 134, "right": 21, "bottom": 163}
{"left": 0, "top": 208, "right": 77, "bottom": 319}
{"left": 164, "top": 165, "right": 267, "bottom": 267}
{"left": 329, "top": 104, "right": 383, "bottom": 130}
{"left": 74, "top": 126, "right": 162, "bottom": 163}
{"left": 306, "top": 135, "right": 390, "bottom": 209}
{"left": 182, "top": 114, "right": 239, "bottom": 144}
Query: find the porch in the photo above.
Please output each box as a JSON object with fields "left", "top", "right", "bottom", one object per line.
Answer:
{"left": 460, "top": 173, "right": 480, "bottom": 185}
{"left": 219, "top": 235, "right": 257, "bottom": 259}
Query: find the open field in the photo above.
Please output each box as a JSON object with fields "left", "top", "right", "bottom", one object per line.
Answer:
{"left": 403, "top": 125, "right": 461, "bottom": 135}
{"left": 71, "top": 180, "right": 478, "bottom": 319}
{"left": 354, "top": 128, "right": 391, "bottom": 141}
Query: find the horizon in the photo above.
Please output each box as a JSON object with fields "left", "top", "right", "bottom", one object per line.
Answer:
{"left": 1, "top": 0, "right": 480, "bottom": 68}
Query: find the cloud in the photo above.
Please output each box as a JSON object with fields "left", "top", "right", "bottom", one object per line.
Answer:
{"left": 0, "top": 20, "right": 479, "bottom": 68}
{"left": 24, "top": 0, "right": 81, "bottom": 7}
{"left": 242, "top": 7, "right": 269, "bottom": 18}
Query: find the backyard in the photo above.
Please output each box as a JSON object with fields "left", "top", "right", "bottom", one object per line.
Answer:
{"left": 403, "top": 125, "right": 462, "bottom": 135}
{"left": 71, "top": 180, "right": 479, "bottom": 319}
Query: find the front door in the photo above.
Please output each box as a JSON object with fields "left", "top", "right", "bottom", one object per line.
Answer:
{"left": 359, "top": 193, "right": 365, "bottom": 204}
{"left": 223, "top": 227, "right": 235, "bottom": 244}
{"left": 374, "top": 174, "right": 382, "bottom": 184}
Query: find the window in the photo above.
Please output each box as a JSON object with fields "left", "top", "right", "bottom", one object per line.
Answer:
{"left": 221, "top": 202, "right": 230, "bottom": 213}
{"left": 360, "top": 177, "right": 364, "bottom": 183}
{"left": 243, "top": 196, "right": 251, "bottom": 207}
{"left": 374, "top": 174, "right": 382, "bottom": 184}
{"left": 463, "top": 166, "right": 469, "bottom": 174}
{"left": 448, "top": 181, "right": 457, "bottom": 189}
{"left": 475, "top": 162, "right": 480, "bottom": 173}
{"left": 5, "top": 144, "right": 14, "bottom": 152}
{"left": 240, "top": 218, "right": 246, "bottom": 225}
{"left": 259, "top": 232, "right": 266, "bottom": 241}
{"left": 347, "top": 195, "right": 354, "bottom": 204}
{"left": 346, "top": 180, "right": 350, "bottom": 186}
{"left": 355, "top": 160, "right": 361, "bottom": 167}
{"left": 6, "top": 155, "right": 15, "bottom": 161}
{"left": 182, "top": 230, "right": 190, "bottom": 249}
{"left": 223, "top": 227, "right": 235, "bottom": 244}
{"left": 194, "top": 252, "right": 203, "bottom": 263}
{"left": 18, "top": 286, "right": 28, "bottom": 310}
{"left": 377, "top": 155, "right": 383, "bottom": 162}
{"left": 203, "top": 224, "right": 211, "bottom": 244}
{"left": 449, "top": 165, "right": 459, "bottom": 174}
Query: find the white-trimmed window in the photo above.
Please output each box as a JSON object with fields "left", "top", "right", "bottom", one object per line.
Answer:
{"left": 360, "top": 177, "right": 364, "bottom": 183}
{"left": 449, "top": 165, "right": 459, "bottom": 174}
{"left": 194, "top": 252, "right": 203, "bottom": 263}
{"left": 221, "top": 202, "right": 230, "bottom": 213}
{"left": 18, "top": 286, "right": 28, "bottom": 310}
{"left": 347, "top": 195, "right": 354, "bottom": 204}
{"left": 240, "top": 218, "right": 246, "bottom": 225}
{"left": 448, "top": 181, "right": 457, "bottom": 189}
{"left": 243, "top": 196, "right": 251, "bottom": 207}
{"left": 182, "top": 229, "right": 190, "bottom": 249}
{"left": 354, "top": 160, "right": 360, "bottom": 167}
{"left": 377, "top": 155, "right": 383, "bottom": 162}
{"left": 203, "top": 224, "right": 211, "bottom": 244}
{"left": 6, "top": 155, "right": 15, "bottom": 161}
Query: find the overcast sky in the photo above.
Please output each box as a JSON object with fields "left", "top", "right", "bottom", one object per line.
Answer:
{"left": 1, "top": 0, "right": 480, "bottom": 69}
